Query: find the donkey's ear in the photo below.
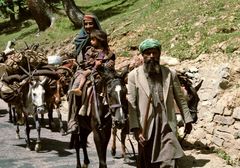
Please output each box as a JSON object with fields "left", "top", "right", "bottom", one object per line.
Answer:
{"left": 30, "top": 80, "right": 36, "bottom": 86}
{"left": 195, "top": 80, "right": 203, "bottom": 92}
{"left": 40, "top": 76, "right": 48, "bottom": 85}
{"left": 119, "top": 65, "right": 129, "bottom": 83}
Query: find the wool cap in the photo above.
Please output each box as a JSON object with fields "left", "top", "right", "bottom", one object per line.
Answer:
{"left": 139, "top": 38, "right": 161, "bottom": 53}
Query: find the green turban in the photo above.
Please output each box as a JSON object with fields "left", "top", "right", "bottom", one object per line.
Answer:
{"left": 139, "top": 38, "right": 161, "bottom": 53}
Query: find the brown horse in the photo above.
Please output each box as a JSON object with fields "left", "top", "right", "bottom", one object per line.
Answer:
{"left": 42, "top": 59, "right": 77, "bottom": 134}
{"left": 68, "top": 67, "right": 127, "bottom": 168}
{"left": 44, "top": 77, "right": 65, "bottom": 134}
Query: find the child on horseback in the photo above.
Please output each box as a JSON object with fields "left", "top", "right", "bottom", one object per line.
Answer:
{"left": 70, "top": 29, "right": 115, "bottom": 96}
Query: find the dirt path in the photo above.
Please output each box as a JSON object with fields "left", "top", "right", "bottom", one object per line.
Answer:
{"left": 0, "top": 99, "right": 234, "bottom": 168}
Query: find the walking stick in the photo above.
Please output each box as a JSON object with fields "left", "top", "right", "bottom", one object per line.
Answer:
{"left": 180, "top": 132, "right": 187, "bottom": 146}
{"left": 137, "top": 93, "right": 152, "bottom": 167}
{"left": 127, "top": 134, "right": 136, "bottom": 160}
{"left": 142, "top": 93, "right": 152, "bottom": 138}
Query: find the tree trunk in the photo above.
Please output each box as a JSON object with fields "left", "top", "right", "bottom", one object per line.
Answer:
{"left": 17, "top": 0, "right": 31, "bottom": 21}
{"left": 62, "top": 0, "right": 84, "bottom": 28}
{"left": 27, "top": 0, "right": 54, "bottom": 31}
{"left": 6, "top": 0, "right": 15, "bottom": 22}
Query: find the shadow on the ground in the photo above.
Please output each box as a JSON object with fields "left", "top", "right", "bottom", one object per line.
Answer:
{"left": 178, "top": 139, "right": 218, "bottom": 167}
{"left": 181, "top": 139, "right": 215, "bottom": 154}
{"left": 121, "top": 139, "right": 214, "bottom": 167}
{"left": 178, "top": 154, "right": 210, "bottom": 168}
{"left": 0, "top": 109, "right": 8, "bottom": 118}
{"left": 111, "top": 150, "right": 137, "bottom": 166}
{"left": 39, "top": 137, "right": 73, "bottom": 157}
{"left": 0, "top": 17, "right": 34, "bottom": 36}
{"left": 15, "top": 115, "right": 68, "bottom": 133}
{"left": 40, "top": 118, "right": 68, "bottom": 133}
{"left": 123, "top": 154, "right": 137, "bottom": 167}
{"left": 79, "top": 0, "right": 138, "bottom": 21}
{"left": 15, "top": 137, "right": 72, "bottom": 157}
{"left": 0, "top": 0, "right": 139, "bottom": 36}
{"left": 122, "top": 152, "right": 210, "bottom": 168}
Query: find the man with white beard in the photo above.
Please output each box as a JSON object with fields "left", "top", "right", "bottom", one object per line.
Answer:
{"left": 127, "top": 39, "right": 193, "bottom": 168}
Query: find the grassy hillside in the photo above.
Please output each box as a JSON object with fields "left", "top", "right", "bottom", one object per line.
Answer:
{"left": 0, "top": 0, "right": 239, "bottom": 60}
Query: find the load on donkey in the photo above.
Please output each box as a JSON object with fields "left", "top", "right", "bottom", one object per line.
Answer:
{"left": 0, "top": 41, "right": 49, "bottom": 105}
{"left": 0, "top": 40, "right": 76, "bottom": 134}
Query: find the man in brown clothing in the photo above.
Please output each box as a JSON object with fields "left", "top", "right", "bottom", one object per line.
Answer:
{"left": 127, "top": 39, "right": 193, "bottom": 168}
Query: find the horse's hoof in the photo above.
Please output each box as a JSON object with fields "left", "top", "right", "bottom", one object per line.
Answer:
{"left": 60, "top": 129, "right": 66, "bottom": 135}
{"left": 50, "top": 122, "right": 56, "bottom": 128}
{"left": 61, "top": 132, "right": 66, "bottom": 136}
{"left": 62, "top": 129, "right": 75, "bottom": 136}
{"left": 64, "top": 127, "right": 78, "bottom": 135}
{"left": 123, "top": 156, "right": 130, "bottom": 163}
{"left": 16, "top": 134, "right": 20, "bottom": 139}
{"left": 26, "top": 146, "right": 31, "bottom": 151}
{"left": 41, "top": 119, "right": 45, "bottom": 125}
{"left": 35, "top": 143, "right": 41, "bottom": 152}
{"left": 82, "top": 163, "right": 88, "bottom": 168}
{"left": 111, "top": 149, "right": 116, "bottom": 156}
{"left": 62, "top": 131, "right": 69, "bottom": 136}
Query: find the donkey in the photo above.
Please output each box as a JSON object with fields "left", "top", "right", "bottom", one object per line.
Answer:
{"left": 175, "top": 72, "right": 203, "bottom": 127}
{"left": 40, "top": 60, "right": 76, "bottom": 134}
{"left": 44, "top": 78, "right": 65, "bottom": 134}
{"left": 100, "top": 68, "right": 131, "bottom": 162}
{"left": 106, "top": 70, "right": 131, "bottom": 161}
{"left": 13, "top": 76, "right": 48, "bottom": 151}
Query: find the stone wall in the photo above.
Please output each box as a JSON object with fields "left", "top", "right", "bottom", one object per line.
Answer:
{"left": 179, "top": 53, "right": 240, "bottom": 165}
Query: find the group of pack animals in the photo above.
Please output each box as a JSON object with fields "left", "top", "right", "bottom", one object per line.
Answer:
{"left": 0, "top": 42, "right": 203, "bottom": 168}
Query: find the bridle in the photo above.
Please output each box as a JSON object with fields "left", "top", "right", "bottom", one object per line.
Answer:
{"left": 187, "top": 85, "right": 199, "bottom": 123}
{"left": 25, "top": 78, "right": 47, "bottom": 115}
{"left": 106, "top": 78, "right": 128, "bottom": 127}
